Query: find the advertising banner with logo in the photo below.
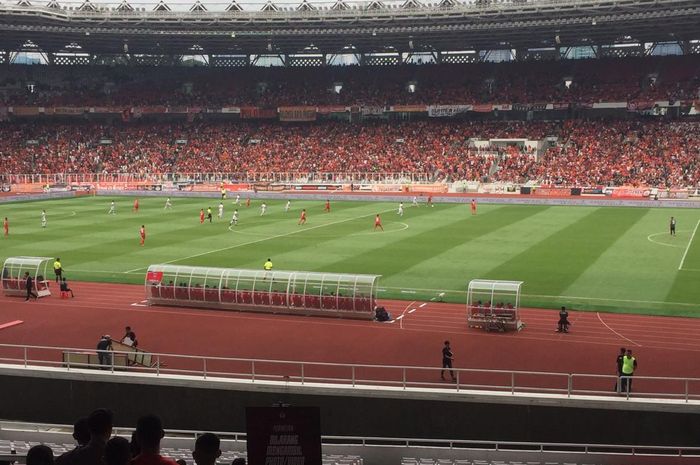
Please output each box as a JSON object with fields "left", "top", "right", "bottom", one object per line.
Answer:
{"left": 427, "top": 105, "right": 472, "bottom": 117}
{"left": 278, "top": 106, "right": 317, "bottom": 122}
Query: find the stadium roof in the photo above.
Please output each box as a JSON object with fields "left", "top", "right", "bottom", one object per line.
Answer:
{"left": 0, "top": 0, "right": 698, "bottom": 55}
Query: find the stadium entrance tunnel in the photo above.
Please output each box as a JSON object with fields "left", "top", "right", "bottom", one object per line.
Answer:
{"left": 145, "top": 264, "right": 380, "bottom": 320}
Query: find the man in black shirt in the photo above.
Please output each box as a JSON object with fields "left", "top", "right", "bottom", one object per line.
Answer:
{"left": 60, "top": 277, "right": 74, "bottom": 298}
{"left": 557, "top": 306, "right": 570, "bottom": 333}
{"left": 121, "top": 326, "right": 138, "bottom": 347}
{"left": 96, "top": 335, "right": 113, "bottom": 369}
{"left": 614, "top": 347, "right": 626, "bottom": 392}
{"left": 670, "top": 217, "right": 676, "bottom": 236}
{"left": 24, "top": 272, "right": 38, "bottom": 301}
{"left": 441, "top": 340, "right": 456, "bottom": 381}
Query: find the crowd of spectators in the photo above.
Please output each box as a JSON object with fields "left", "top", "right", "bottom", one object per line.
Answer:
{"left": 0, "top": 55, "right": 697, "bottom": 107}
{"left": 25, "top": 408, "right": 244, "bottom": 465}
{"left": 1, "top": 119, "right": 699, "bottom": 187}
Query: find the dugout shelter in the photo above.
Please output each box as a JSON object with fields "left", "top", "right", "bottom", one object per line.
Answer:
{"left": 1, "top": 256, "right": 53, "bottom": 298}
{"left": 467, "top": 279, "right": 524, "bottom": 332}
{"left": 145, "top": 265, "right": 380, "bottom": 320}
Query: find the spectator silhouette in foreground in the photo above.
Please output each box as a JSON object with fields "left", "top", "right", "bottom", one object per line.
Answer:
{"left": 231, "top": 458, "right": 246, "bottom": 465}
{"left": 131, "top": 414, "right": 178, "bottom": 465}
{"left": 193, "top": 433, "right": 221, "bottom": 465}
{"left": 67, "top": 408, "right": 113, "bottom": 465}
{"left": 27, "top": 445, "right": 54, "bottom": 465}
{"left": 104, "top": 437, "right": 132, "bottom": 465}
{"left": 55, "top": 417, "right": 90, "bottom": 465}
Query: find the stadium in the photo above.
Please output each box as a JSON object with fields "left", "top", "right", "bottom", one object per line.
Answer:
{"left": 0, "top": 0, "right": 700, "bottom": 463}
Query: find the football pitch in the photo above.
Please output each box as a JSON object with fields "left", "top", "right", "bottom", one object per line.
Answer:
{"left": 2, "top": 196, "right": 700, "bottom": 317}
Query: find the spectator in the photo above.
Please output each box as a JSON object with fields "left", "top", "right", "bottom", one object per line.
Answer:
{"left": 231, "top": 459, "right": 246, "bottom": 465}
{"left": 27, "top": 445, "right": 54, "bottom": 465}
{"left": 192, "top": 433, "right": 221, "bottom": 465}
{"left": 97, "top": 335, "right": 113, "bottom": 369}
{"left": 55, "top": 417, "right": 90, "bottom": 465}
{"left": 67, "top": 408, "right": 113, "bottom": 465}
{"left": 131, "top": 414, "right": 178, "bottom": 465}
{"left": 104, "top": 437, "right": 132, "bottom": 465}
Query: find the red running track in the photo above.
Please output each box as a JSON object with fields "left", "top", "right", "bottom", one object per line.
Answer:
{"left": 2, "top": 281, "right": 700, "bottom": 394}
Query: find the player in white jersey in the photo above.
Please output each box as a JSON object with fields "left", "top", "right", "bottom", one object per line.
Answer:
{"left": 260, "top": 202, "right": 267, "bottom": 216}
{"left": 218, "top": 202, "right": 224, "bottom": 219}
{"left": 41, "top": 210, "right": 47, "bottom": 228}
{"left": 164, "top": 197, "right": 172, "bottom": 209}
{"left": 108, "top": 201, "right": 116, "bottom": 215}
{"left": 412, "top": 196, "right": 418, "bottom": 207}
{"left": 230, "top": 209, "right": 239, "bottom": 226}
{"left": 398, "top": 202, "right": 404, "bottom": 217}
{"left": 235, "top": 194, "right": 241, "bottom": 206}
{"left": 285, "top": 200, "right": 291, "bottom": 212}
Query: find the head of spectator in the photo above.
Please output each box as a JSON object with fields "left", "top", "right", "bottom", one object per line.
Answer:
{"left": 193, "top": 433, "right": 221, "bottom": 465}
{"left": 135, "top": 414, "right": 166, "bottom": 454}
{"left": 88, "top": 408, "right": 114, "bottom": 444}
{"left": 231, "top": 458, "right": 246, "bottom": 465}
{"left": 104, "top": 437, "right": 131, "bottom": 465}
{"left": 176, "top": 460, "right": 187, "bottom": 465}
{"left": 130, "top": 431, "right": 141, "bottom": 458}
{"left": 27, "top": 445, "right": 54, "bottom": 465}
{"left": 72, "top": 417, "right": 90, "bottom": 446}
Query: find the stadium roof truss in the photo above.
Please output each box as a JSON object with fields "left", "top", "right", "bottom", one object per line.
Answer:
{"left": 0, "top": 0, "right": 698, "bottom": 60}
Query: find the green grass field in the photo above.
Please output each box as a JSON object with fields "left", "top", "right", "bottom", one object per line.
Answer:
{"left": 2, "top": 196, "right": 700, "bottom": 317}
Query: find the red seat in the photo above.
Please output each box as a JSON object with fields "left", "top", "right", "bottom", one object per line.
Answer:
{"left": 239, "top": 291, "right": 251, "bottom": 304}
{"left": 291, "top": 294, "right": 303, "bottom": 307}
{"left": 205, "top": 288, "right": 219, "bottom": 302}
{"left": 322, "top": 296, "right": 336, "bottom": 310}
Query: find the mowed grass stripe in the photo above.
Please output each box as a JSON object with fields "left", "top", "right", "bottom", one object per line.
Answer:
{"left": 666, "top": 217, "right": 700, "bottom": 307}
{"left": 319, "top": 204, "right": 549, "bottom": 279}
{"left": 386, "top": 205, "right": 593, "bottom": 293}
{"left": 483, "top": 207, "right": 648, "bottom": 297}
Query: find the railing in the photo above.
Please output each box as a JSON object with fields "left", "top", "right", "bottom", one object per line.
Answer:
{"left": 1, "top": 343, "right": 699, "bottom": 403}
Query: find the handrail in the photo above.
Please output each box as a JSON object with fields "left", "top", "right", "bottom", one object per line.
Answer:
{"left": 1, "top": 343, "right": 699, "bottom": 402}
{"left": 2, "top": 420, "right": 700, "bottom": 457}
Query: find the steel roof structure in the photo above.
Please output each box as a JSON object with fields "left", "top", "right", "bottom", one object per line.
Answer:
{"left": 0, "top": 0, "right": 698, "bottom": 57}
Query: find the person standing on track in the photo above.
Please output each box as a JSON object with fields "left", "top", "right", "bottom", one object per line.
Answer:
{"left": 441, "top": 340, "right": 456, "bottom": 381}
{"left": 620, "top": 349, "right": 638, "bottom": 394}
{"left": 374, "top": 214, "right": 384, "bottom": 231}
{"left": 24, "top": 271, "right": 38, "bottom": 301}
{"left": 298, "top": 209, "right": 307, "bottom": 225}
{"left": 556, "top": 306, "right": 570, "bottom": 333}
{"left": 614, "top": 347, "right": 626, "bottom": 392}
{"left": 670, "top": 216, "right": 676, "bottom": 236}
{"left": 53, "top": 257, "right": 63, "bottom": 283}
{"left": 139, "top": 225, "right": 146, "bottom": 246}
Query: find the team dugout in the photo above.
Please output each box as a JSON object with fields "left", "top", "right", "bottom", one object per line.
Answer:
{"left": 145, "top": 265, "right": 380, "bottom": 320}
{"left": 2, "top": 256, "right": 53, "bottom": 298}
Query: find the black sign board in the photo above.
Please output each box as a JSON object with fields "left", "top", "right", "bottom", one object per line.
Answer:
{"left": 246, "top": 407, "right": 322, "bottom": 465}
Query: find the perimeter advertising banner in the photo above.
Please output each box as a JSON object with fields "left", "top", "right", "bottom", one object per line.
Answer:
{"left": 278, "top": 106, "right": 317, "bottom": 122}
{"left": 246, "top": 407, "right": 322, "bottom": 465}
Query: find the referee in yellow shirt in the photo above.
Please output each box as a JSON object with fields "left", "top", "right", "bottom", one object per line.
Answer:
{"left": 53, "top": 257, "right": 63, "bottom": 284}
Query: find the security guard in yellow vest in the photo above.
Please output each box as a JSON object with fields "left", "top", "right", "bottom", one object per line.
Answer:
{"left": 264, "top": 259, "right": 273, "bottom": 271}
{"left": 53, "top": 257, "right": 63, "bottom": 284}
{"left": 620, "top": 349, "right": 638, "bottom": 394}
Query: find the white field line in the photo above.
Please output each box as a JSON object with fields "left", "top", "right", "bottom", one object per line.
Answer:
{"left": 596, "top": 312, "right": 642, "bottom": 347}
{"left": 678, "top": 219, "right": 700, "bottom": 271}
{"left": 398, "top": 300, "right": 416, "bottom": 330}
{"left": 419, "top": 303, "right": 427, "bottom": 308}
{"left": 646, "top": 230, "right": 688, "bottom": 249}
{"left": 124, "top": 207, "right": 396, "bottom": 273}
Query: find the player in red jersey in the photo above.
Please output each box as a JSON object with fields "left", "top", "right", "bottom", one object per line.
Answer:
{"left": 374, "top": 214, "right": 384, "bottom": 231}
{"left": 298, "top": 209, "right": 307, "bottom": 225}
{"left": 3, "top": 217, "right": 8, "bottom": 237}
{"left": 139, "top": 225, "right": 146, "bottom": 246}
{"left": 324, "top": 199, "right": 331, "bottom": 213}
{"left": 199, "top": 209, "right": 205, "bottom": 224}
{"left": 471, "top": 199, "right": 477, "bottom": 215}
{"left": 133, "top": 198, "right": 139, "bottom": 213}
{"left": 427, "top": 195, "right": 433, "bottom": 208}
{"left": 246, "top": 197, "right": 251, "bottom": 208}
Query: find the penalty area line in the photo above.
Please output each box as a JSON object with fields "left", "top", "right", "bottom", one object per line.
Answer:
{"left": 678, "top": 219, "right": 700, "bottom": 271}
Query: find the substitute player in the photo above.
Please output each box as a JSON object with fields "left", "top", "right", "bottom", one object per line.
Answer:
{"left": 285, "top": 200, "right": 291, "bottom": 213}
{"left": 139, "top": 225, "right": 146, "bottom": 246}
{"left": 260, "top": 202, "right": 267, "bottom": 216}
{"left": 164, "top": 197, "right": 172, "bottom": 209}
{"left": 108, "top": 201, "right": 116, "bottom": 215}
{"left": 397, "top": 202, "right": 404, "bottom": 217}
{"left": 41, "top": 209, "right": 47, "bottom": 228}
{"left": 324, "top": 199, "right": 331, "bottom": 213}
{"left": 230, "top": 209, "right": 239, "bottom": 226}
{"left": 298, "top": 209, "right": 307, "bottom": 225}
{"left": 670, "top": 217, "right": 676, "bottom": 236}
{"left": 218, "top": 202, "right": 224, "bottom": 219}
{"left": 374, "top": 214, "right": 384, "bottom": 231}
{"left": 199, "top": 208, "right": 205, "bottom": 224}
{"left": 471, "top": 199, "right": 477, "bottom": 216}
{"left": 3, "top": 217, "right": 8, "bottom": 236}
{"left": 133, "top": 198, "right": 139, "bottom": 213}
